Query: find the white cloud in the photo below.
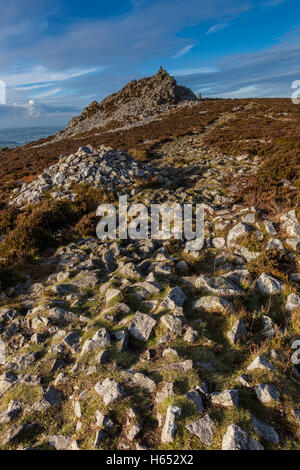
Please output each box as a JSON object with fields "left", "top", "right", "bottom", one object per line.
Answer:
{"left": 218, "top": 85, "right": 259, "bottom": 97}
{"left": 170, "top": 66, "right": 218, "bottom": 76}
{"left": 4, "top": 65, "right": 105, "bottom": 89}
{"left": 12, "top": 100, "right": 40, "bottom": 117}
{"left": 12, "top": 83, "right": 56, "bottom": 91}
{"left": 173, "top": 44, "right": 197, "bottom": 59}
{"left": 205, "top": 23, "right": 229, "bottom": 34}
{"left": 32, "top": 88, "right": 63, "bottom": 99}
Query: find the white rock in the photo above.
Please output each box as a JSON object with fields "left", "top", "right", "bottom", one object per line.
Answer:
{"left": 210, "top": 389, "right": 239, "bottom": 408}
{"left": 129, "top": 312, "right": 157, "bottom": 342}
{"left": 257, "top": 273, "right": 283, "bottom": 295}
{"left": 227, "top": 223, "right": 251, "bottom": 246}
{"left": 212, "top": 237, "right": 226, "bottom": 249}
{"left": 251, "top": 414, "right": 279, "bottom": 443}
{"left": 185, "top": 414, "right": 215, "bottom": 446}
{"left": 254, "top": 384, "right": 280, "bottom": 403}
{"left": 247, "top": 355, "right": 275, "bottom": 372}
{"left": 263, "top": 220, "right": 277, "bottom": 236}
{"left": 285, "top": 293, "right": 300, "bottom": 312}
{"left": 227, "top": 319, "right": 248, "bottom": 344}
{"left": 161, "top": 406, "right": 181, "bottom": 443}
{"left": 193, "top": 296, "right": 232, "bottom": 313}
{"left": 222, "top": 424, "right": 264, "bottom": 450}
{"left": 94, "top": 378, "right": 125, "bottom": 405}
{"left": 161, "top": 315, "right": 183, "bottom": 335}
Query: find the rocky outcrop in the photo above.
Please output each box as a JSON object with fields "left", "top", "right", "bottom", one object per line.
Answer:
{"left": 55, "top": 68, "right": 198, "bottom": 140}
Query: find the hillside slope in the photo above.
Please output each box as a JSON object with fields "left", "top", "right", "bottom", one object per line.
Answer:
{"left": 0, "top": 70, "right": 299, "bottom": 451}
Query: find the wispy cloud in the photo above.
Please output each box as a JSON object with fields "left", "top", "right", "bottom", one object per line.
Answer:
{"left": 7, "top": 65, "right": 105, "bottom": 89}
{"left": 173, "top": 44, "right": 197, "bottom": 59}
{"left": 219, "top": 85, "right": 259, "bottom": 97}
{"left": 178, "top": 35, "right": 300, "bottom": 97}
{"left": 170, "top": 66, "right": 218, "bottom": 76}
{"left": 205, "top": 22, "right": 229, "bottom": 34}
{"left": 31, "top": 87, "right": 63, "bottom": 99}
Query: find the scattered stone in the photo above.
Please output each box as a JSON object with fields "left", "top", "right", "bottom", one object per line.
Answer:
{"left": 227, "top": 223, "right": 251, "bottom": 246}
{"left": 74, "top": 401, "right": 81, "bottom": 419}
{"left": 0, "top": 400, "right": 22, "bottom": 424}
{"left": 260, "top": 316, "right": 276, "bottom": 339}
{"left": 49, "top": 435, "right": 72, "bottom": 450}
{"left": 247, "top": 356, "right": 275, "bottom": 372}
{"left": 95, "top": 349, "right": 109, "bottom": 364}
{"left": 195, "top": 276, "right": 242, "bottom": 299}
{"left": 286, "top": 293, "right": 300, "bottom": 312}
{"left": 129, "top": 312, "right": 157, "bottom": 341}
{"left": 222, "top": 424, "right": 264, "bottom": 450}
{"left": 237, "top": 374, "right": 251, "bottom": 387}
{"left": 127, "top": 424, "right": 142, "bottom": 441}
{"left": 64, "top": 331, "right": 81, "bottom": 352}
{"left": 94, "top": 378, "right": 125, "bottom": 405}
{"left": 251, "top": 414, "right": 279, "bottom": 443}
{"left": 123, "top": 369, "right": 156, "bottom": 393}
{"left": 162, "top": 347, "right": 179, "bottom": 358}
{"left": 161, "top": 406, "right": 181, "bottom": 443}
{"left": 167, "top": 360, "right": 193, "bottom": 372}
{"left": 266, "top": 238, "right": 284, "bottom": 251}
{"left": 185, "top": 389, "right": 204, "bottom": 412}
{"left": 211, "top": 390, "right": 239, "bottom": 408}
{"left": 1, "top": 92, "right": 298, "bottom": 451}
{"left": 31, "top": 386, "right": 60, "bottom": 412}
{"left": 227, "top": 319, "right": 248, "bottom": 344}
{"left": 161, "top": 287, "right": 187, "bottom": 309}
{"left": 185, "top": 414, "right": 215, "bottom": 446}
{"left": 161, "top": 315, "right": 182, "bottom": 335}
{"left": 106, "top": 288, "right": 121, "bottom": 304}
{"left": 212, "top": 237, "right": 226, "bottom": 249}
{"left": 257, "top": 273, "right": 283, "bottom": 295}
{"left": 193, "top": 296, "right": 232, "bottom": 313}
{"left": 286, "top": 239, "right": 300, "bottom": 251}
{"left": 255, "top": 384, "right": 280, "bottom": 403}
{"left": 156, "top": 383, "right": 174, "bottom": 404}
{"left": 81, "top": 328, "right": 111, "bottom": 355}
{"left": 263, "top": 220, "right": 277, "bottom": 236}
{"left": 183, "top": 327, "right": 199, "bottom": 343}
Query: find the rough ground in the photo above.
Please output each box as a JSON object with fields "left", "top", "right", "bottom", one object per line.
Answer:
{"left": 0, "top": 70, "right": 299, "bottom": 450}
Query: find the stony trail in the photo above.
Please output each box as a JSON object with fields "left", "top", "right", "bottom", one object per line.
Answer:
{"left": 0, "top": 141, "right": 299, "bottom": 450}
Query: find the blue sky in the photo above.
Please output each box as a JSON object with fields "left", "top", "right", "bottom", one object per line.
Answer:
{"left": 0, "top": 0, "right": 300, "bottom": 128}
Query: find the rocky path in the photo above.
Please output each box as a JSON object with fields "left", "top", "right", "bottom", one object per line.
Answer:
{"left": 0, "top": 143, "right": 300, "bottom": 450}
